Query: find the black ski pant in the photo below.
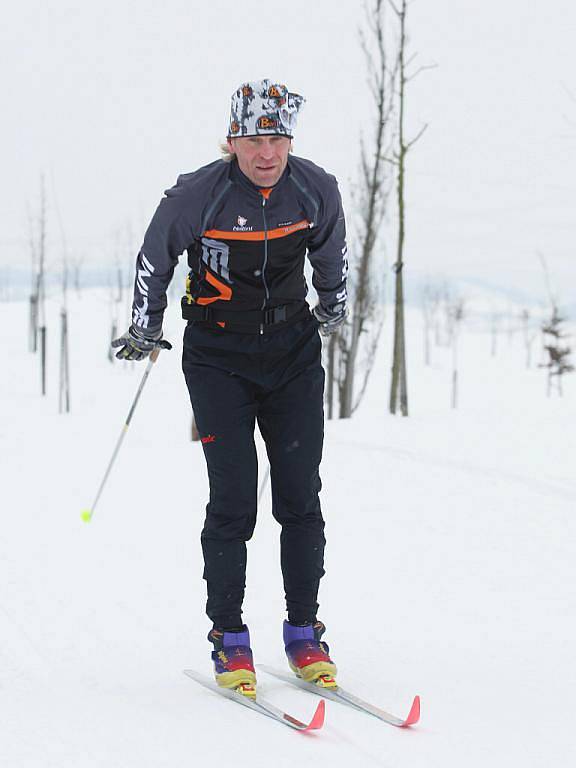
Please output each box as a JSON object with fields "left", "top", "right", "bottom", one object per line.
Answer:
{"left": 182, "top": 313, "right": 326, "bottom": 630}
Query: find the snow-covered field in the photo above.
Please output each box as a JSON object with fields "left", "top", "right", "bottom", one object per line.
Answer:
{"left": 1, "top": 290, "right": 575, "bottom": 767}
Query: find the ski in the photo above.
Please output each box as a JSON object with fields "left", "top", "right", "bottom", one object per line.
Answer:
{"left": 258, "top": 665, "right": 420, "bottom": 728}
{"left": 183, "top": 669, "right": 325, "bottom": 732}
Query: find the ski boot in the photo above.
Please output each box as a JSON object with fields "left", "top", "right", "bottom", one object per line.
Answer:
{"left": 208, "top": 625, "right": 257, "bottom": 699}
{"left": 283, "top": 620, "right": 338, "bottom": 689}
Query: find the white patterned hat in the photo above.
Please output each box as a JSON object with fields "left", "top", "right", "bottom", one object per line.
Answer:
{"left": 228, "top": 79, "right": 305, "bottom": 138}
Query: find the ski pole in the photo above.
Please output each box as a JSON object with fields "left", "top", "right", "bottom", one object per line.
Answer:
{"left": 81, "top": 339, "right": 172, "bottom": 523}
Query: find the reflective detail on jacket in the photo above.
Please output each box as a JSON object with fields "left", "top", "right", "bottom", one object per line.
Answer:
{"left": 130, "top": 155, "right": 348, "bottom": 333}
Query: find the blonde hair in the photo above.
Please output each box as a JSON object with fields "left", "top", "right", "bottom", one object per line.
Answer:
{"left": 219, "top": 141, "right": 235, "bottom": 162}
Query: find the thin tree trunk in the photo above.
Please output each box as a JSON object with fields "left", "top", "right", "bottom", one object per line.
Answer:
{"left": 40, "top": 326, "right": 47, "bottom": 396}
{"left": 341, "top": 314, "right": 361, "bottom": 417}
{"left": 29, "top": 294, "right": 38, "bottom": 352}
{"left": 389, "top": 0, "right": 409, "bottom": 417}
{"left": 390, "top": 263, "right": 408, "bottom": 415}
{"left": 451, "top": 333, "right": 458, "bottom": 409}
{"left": 59, "top": 309, "right": 70, "bottom": 413}
{"left": 337, "top": 0, "right": 394, "bottom": 419}
{"left": 35, "top": 176, "right": 47, "bottom": 393}
{"left": 451, "top": 369, "right": 458, "bottom": 409}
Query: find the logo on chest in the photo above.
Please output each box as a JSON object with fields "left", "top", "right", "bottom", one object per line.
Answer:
{"left": 233, "top": 215, "right": 253, "bottom": 232}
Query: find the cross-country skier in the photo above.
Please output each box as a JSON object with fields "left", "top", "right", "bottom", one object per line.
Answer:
{"left": 112, "top": 79, "right": 348, "bottom": 698}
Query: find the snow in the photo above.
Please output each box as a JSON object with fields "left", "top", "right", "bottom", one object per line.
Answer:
{"left": 1, "top": 290, "right": 575, "bottom": 767}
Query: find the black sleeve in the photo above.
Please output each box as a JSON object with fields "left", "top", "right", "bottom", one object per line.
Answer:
{"left": 131, "top": 178, "right": 196, "bottom": 334}
{"left": 306, "top": 176, "right": 348, "bottom": 309}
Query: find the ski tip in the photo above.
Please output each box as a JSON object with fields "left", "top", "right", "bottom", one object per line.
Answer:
{"left": 402, "top": 695, "right": 420, "bottom": 727}
{"left": 305, "top": 698, "right": 326, "bottom": 731}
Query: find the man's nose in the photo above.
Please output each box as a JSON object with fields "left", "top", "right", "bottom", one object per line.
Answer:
{"left": 258, "top": 141, "right": 275, "bottom": 158}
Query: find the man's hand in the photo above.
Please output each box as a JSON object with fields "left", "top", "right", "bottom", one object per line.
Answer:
{"left": 111, "top": 325, "right": 163, "bottom": 361}
{"left": 312, "top": 302, "right": 348, "bottom": 337}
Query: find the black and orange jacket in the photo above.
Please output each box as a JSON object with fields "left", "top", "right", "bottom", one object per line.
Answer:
{"left": 130, "top": 155, "right": 348, "bottom": 334}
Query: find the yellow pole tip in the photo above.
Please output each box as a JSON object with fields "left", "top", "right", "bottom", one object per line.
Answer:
{"left": 81, "top": 510, "right": 92, "bottom": 523}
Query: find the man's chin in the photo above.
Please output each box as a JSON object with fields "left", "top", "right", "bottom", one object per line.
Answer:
{"left": 254, "top": 169, "right": 281, "bottom": 187}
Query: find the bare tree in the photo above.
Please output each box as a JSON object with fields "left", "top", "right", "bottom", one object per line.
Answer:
{"left": 27, "top": 209, "right": 39, "bottom": 353}
{"left": 51, "top": 173, "right": 71, "bottom": 414}
{"left": 59, "top": 303, "right": 70, "bottom": 413}
{"left": 537, "top": 252, "right": 573, "bottom": 395}
{"left": 540, "top": 307, "right": 574, "bottom": 396}
{"left": 28, "top": 177, "right": 48, "bottom": 394}
{"left": 388, "top": 0, "right": 432, "bottom": 416}
{"left": 326, "top": 333, "right": 337, "bottom": 419}
{"left": 330, "top": 0, "right": 396, "bottom": 419}
{"left": 446, "top": 297, "right": 465, "bottom": 408}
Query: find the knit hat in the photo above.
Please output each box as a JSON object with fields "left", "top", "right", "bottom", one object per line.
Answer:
{"left": 227, "top": 79, "right": 305, "bottom": 138}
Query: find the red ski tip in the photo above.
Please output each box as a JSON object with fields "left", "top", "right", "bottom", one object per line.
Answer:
{"left": 401, "top": 695, "right": 421, "bottom": 727}
{"left": 305, "top": 698, "right": 326, "bottom": 731}
{"left": 282, "top": 698, "right": 325, "bottom": 732}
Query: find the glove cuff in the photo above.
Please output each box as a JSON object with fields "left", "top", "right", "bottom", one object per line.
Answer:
{"left": 130, "top": 324, "right": 162, "bottom": 342}
{"left": 314, "top": 301, "right": 347, "bottom": 322}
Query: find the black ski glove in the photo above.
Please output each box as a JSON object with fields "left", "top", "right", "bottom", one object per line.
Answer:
{"left": 111, "top": 325, "right": 163, "bottom": 361}
{"left": 312, "top": 302, "right": 348, "bottom": 337}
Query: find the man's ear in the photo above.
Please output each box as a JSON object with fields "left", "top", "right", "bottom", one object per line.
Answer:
{"left": 227, "top": 138, "right": 236, "bottom": 155}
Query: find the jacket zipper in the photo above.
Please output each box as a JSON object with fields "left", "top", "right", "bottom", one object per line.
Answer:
{"left": 260, "top": 195, "right": 270, "bottom": 334}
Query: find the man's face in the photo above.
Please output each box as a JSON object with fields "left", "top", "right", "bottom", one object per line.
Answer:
{"left": 227, "top": 135, "right": 292, "bottom": 188}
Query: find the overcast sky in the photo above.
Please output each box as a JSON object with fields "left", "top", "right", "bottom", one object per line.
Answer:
{"left": 2, "top": 0, "right": 575, "bottom": 304}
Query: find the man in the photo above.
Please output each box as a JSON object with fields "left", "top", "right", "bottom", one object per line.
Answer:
{"left": 112, "top": 79, "right": 348, "bottom": 699}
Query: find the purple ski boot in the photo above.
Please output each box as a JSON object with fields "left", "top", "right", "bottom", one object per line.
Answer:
{"left": 208, "top": 625, "right": 257, "bottom": 698}
{"left": 283, "top": 620, "right": 338, "bottom": 688}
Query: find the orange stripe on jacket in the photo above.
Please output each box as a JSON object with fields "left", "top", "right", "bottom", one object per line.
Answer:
{"left": 204, "top": 220, "right": 310, "bottom": 242}
{"left": 196, "top": 271, "right": 232, "bottom": 305}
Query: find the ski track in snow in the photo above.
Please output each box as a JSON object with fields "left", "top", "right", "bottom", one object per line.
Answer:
{"left": 335, "top": 437, "right": 576, "bottom": 503}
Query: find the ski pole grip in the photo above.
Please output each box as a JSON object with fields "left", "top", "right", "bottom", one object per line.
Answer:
{"left": 151, "top": 339, "right": 172, "bottom": 362}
